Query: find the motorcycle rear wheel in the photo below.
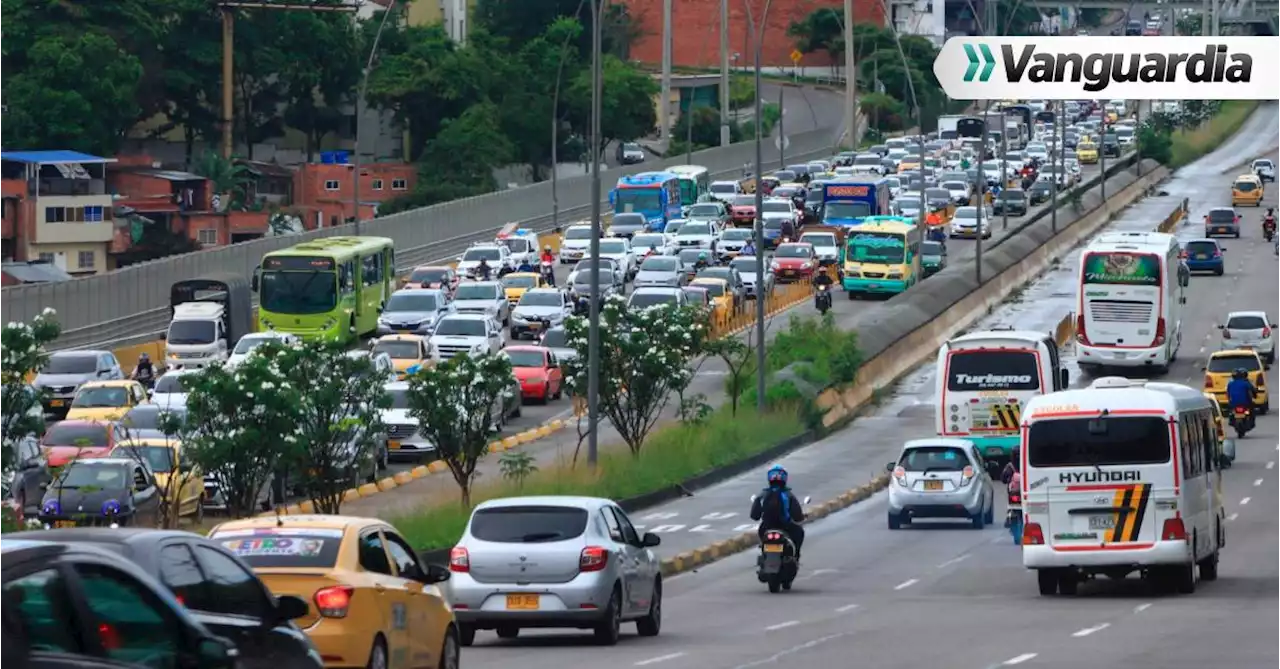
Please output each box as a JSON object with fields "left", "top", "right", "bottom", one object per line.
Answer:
{"left": 768, "top": 577, "right": 782, "bottom": 593}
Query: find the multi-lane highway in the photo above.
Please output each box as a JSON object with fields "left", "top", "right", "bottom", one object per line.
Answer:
{"left": 454, "top": 107, "right": 1280, "bottom": 667}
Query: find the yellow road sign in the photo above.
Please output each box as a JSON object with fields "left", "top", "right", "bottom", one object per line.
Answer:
{"left": 790, "top": 49, "right": 803, "bottom": 64}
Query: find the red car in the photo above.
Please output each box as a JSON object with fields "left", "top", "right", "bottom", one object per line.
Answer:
{"left": 402, "top": 265, "right": 459, "bottom": 295}
{"left": 728, "top": 194, "right": 757, "bottom": 227}
{"left": 771, "top": 243, "right": 818, "bottom": 282}
{"left": 505, "top": 346, "right": 564, "bottom": 404}
{"left": 40, "top": 420, "right": 128, "bottom": 467}
{"left": 758, "top": 176, "right": 780, "bottom": 196}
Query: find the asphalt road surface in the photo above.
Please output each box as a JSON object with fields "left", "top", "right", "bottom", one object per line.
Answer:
{"left": 454, "top": 110, "right": 1280, "bottom": 665}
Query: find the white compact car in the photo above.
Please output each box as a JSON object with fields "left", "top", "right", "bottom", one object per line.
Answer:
{"left": 559, "top": 224, "right": 597, "bottom": 264}
{"left": 429, "top": 313, "right": 505, "bottom": 361}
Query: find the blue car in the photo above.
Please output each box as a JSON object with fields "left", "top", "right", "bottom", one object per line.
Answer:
{"left": 1182, "top": 238, "right": 1225, "bottom": 276}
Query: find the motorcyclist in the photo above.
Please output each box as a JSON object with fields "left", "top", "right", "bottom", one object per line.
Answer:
{"left": 476, "top": 258, "right": 493, "bottom": 281}
{"left": 1263, "top": 208, "right": 1275, "bottom": 232}
{"left": 812, "top": 269, "right": 835, "bottom": 290}
{"left": 132, "top": 353, "right": 155, "bottom": 385}
{"left": 780, "top": 218, "right": 796, "bottom": 241}
{"left": 741, "top": 239, "right": 757, "bottom": 257}
{"left": 750, "top": 465, "right": 806, "bottom": 560}
{"left": 539, "top": 245, "right": 556, "bottom": 265}
{"left": 694, "top": 251, "right": 711, "bottom": 272}
{"left": 1000, "top": 449, "right": 1021, "bottom": 490}
{"left": 539, "top": 246, "right": 556, "bottom": 286}
{"left": 1226, "top": 368, "right": 1258, "bottom": 426}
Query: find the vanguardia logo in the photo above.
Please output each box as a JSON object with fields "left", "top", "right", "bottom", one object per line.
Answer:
{"left": 933, "top": 37, "right": 1277, "bottom": 100}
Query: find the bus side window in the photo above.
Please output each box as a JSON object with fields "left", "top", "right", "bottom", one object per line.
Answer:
{"left": 1042, "top": 338, "right": 1063, "bottom": 390}
{"left": 386, "top": 248, "right": 396, "bottom": 282}
{"left": 362, "top": 253, "right": 380, "bottom": 287}
{"left": 341, "top": 260, "right": 356, "bottom": 294}
{"left": 1179, "top": 416, "right": 1193, "bottom": 476}
{"left": 1199, "top": 411, "right": 1216, "bottom": 472}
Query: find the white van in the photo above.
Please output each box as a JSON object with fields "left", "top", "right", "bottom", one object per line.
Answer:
{"left": 164, "top": 302, "right": 230, "bottom": 369}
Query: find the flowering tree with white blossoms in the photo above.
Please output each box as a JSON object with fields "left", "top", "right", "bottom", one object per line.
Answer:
{"left": 270, "top": 341, "right": 390, "bottom": 514}
{"left": 174, "top": 344, "right": 300, "bottom": 518}
{"left": 0, "top": 310, "right": 60, "bottom": 534}
{"left": 561, "top": 296, "right": 709, "bottom": 457}
{"left": 405, "top": 352, "right": 514, "bottom": 506}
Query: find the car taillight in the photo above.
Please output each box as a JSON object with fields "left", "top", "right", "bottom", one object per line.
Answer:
{"left": 1264, "top": 327, "right": 1272, "bottom": 339}
{"left": 314, "top": 585, "right": 354, "bottom": 618}
{"left": 1161, "top": 518, "right": 1187, "bottom": 542}
{"left": 1022, "top": 522, "right": 1045, "bottom": 545}
{"left": 1204, "top": 376, "right": 1214, "bottom": 389}
{"left": 959, "top": 465, "right": 975, "bottom": 487}
{"left": 449, "top": 546, "right": 470, "bottom": 573}
{"left": 1178, "top": 250, "right": 1187, "bottom": 259}
{"left": 1008, "top": 493, "right": 1021, "bottom": 504}
{"left": 1257, "top": 375, "right": 1266, "bottom": 388}
{"left": 1076, "top": 314, "right": 1090, "bottom": 345}
{"left": 1153, "top": 318, "right": 1166, "bottom": 346}
{"left": 580, "top": 546, "right": 609, "bottom": 572}
{"left": 892, "top": 465, "right": 908, "bottom": 486}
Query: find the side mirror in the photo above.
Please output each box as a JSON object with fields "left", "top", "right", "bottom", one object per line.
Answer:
{"left": 1060, "top": 369, "right": 1070, "bottom": 388}
{"left": 1180, "top": 297, "right": 1187, "bottom": 305}
{"left": 38, "top": 481, "right": 49, "bottom": 490}
{"left": 275, "top": 594, "right": 309, "bottom": 621}
{"left": 885, "top": 461, "right": 896, "bottom": 472}
{"left": 420, "top": 563, "right": 452, "bottom": 584}
{"left": 1271, "top": 323, "right": 1278, "bottom": 329}
{"left": 802, "top": 496, "right": 812, "bottom": 504}
{"left": 147, "top": 389, "right": 155, "bottom": 398}
{"left": 251, "top": 266, "right": 261, "bottom": 293}
{"left": 1267, "top": 365, "right": 1273, "bottom": 371}
{"left": 195, "top": 637, "right": 238, "bottom": 669}
{"left": 641, "top": 532, "right": 661, "bottom": 547}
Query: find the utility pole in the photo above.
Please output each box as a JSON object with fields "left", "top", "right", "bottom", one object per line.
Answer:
{"left": 353, "top": 0, "right": 397, "bottom": 234}
{"left": 843, "top": 0, "right": 857, "bottom": 150}
{"left": 778, "top": 87, "right": 786, "bottom": 166}
{"left": 1099, "top": 98, "right": 1108, "bottom": 203}
{"left": 1000, "top": 117, "right": 1008, "bottom": 231}
{"left": 1052, "top": 100, "right": 1062, "bottom": 234}
{"left": 218, "top": 1, "right": 356, "bottom": 160}
{"left": 720, "top": 0, "right": 731, "bottom": 146}
{"left": 586, "top": 0, "right": 604, "bottom": 467}
{"left": 745, "top": 0, "right": 774, "bottom": 413}
{"left": 976, "top": 104, "right": 989, "bottom": 285}
{"left": 660, "top": 0, "right": 673, "bottom": 143}
{"left": 1135, "top": 100, "right": 1142, "bottom": 177}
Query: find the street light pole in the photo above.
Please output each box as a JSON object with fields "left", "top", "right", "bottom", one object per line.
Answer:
{"left": 551, "top": 0, "right": 589, "bottom": 232}
{"left": 843, "top": 0, "right": 857, "bottom": 151}
{"left": 353, "top": 0, "right": 397, "bottom": 235}
{"left": 976, "top": 103, "right": 990, "bottom": 285}
{"left": 660, "top": 0, "right": 673, "bottom": 143}
{"left": 745, "top": 0, "right": 774, "bottom": 413}
{"left": 1051, "top": 100, "right": 1061, "bottom": 234}
{"left": 586, "top": 0, "right": 605, "bottom": 467}
{"left": 876, "top": 0, "right": 925, "bottom": 245}
{"left": 720, "top": 0, "right": 731, "bottom": 146}
{"left": 1099, "top": 98, "right": 1108, "bottom": 203}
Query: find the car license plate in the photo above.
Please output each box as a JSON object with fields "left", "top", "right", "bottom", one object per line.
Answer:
{"left": 53, "top": 520, "right": 76, "bottom": 529}
{"left": 388, "top": 441, "right": 401, "bottom": 450}
{"left": 784, "top": 270, "right": 795, "bottom": 276}
{"left": 1196, "top": 254, "right": 1208, "bottom": 260}
{"left": 396, "top": 329, "right": 412, "bottom": 334}
{"left": 50, "top": 399, "right": 65, "bottom": 407}
{"left": 1216, "top": 227, "right": 1229, "bottom": 234}
{"left": 924, "top": 480, "right": 944, "bottom": 491}
{"left": 763, "top": 544, "right": 784, "bottom": 553}
{"left": 1088, "top": 515, "right": 1116, "bottom": 531}
{"left": 506, "top": 594, "right": 540, "bottom": 610}
{"left": 986, "top": 447, "right": 1004, "bottom": 456}
{"left": 528, "top": 322, "right": 542, "bottom": 331}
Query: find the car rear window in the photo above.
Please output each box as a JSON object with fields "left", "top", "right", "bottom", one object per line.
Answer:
{"left": 1028, "top": 417, "right": 1170, "bottom": 467}
{"left": 1208, "top": 354, "right": 1261, "bottom": 373}
{"left": 469, "top": 505, "right": 589, "bottom": 543}
{"left": 43, "top": 423, "right": 108, "bottom": 447}
{"left": 211, "top": 528, "right": 344, "bottom": 568}
{"left": 1184, "top": 241, "right": 1218, "bottom": 255}
{"left": 1226, "top": 315, "right": 1267, "bottom": 329}
{"left": 1208, "top": 210, "right": 1236, "bottom": 223}
{"left": 898, "top": 446, "right": 969, "bottom": 471}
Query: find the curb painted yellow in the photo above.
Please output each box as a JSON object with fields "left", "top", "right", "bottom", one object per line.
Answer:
{"left": 428, "top": 460, "right": 448, "bottom": 473}
{"left": 654, "top": 474, "right": 892, "bottom": 577}
{"left": 356, "top": 483, "right": 380, "bottom": 497}
{"left": 375, "top": 477, "right": 398, "bottom": 492}
{"left": 392, "top": 471, "right": 414, "bottom": 485}
{"left": 410, "top": 465, "right": 430, "bottom": 478}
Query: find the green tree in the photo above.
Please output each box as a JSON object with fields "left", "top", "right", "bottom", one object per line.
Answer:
{"left": 155, "top": 0, "right": 223, "bottom": 165}
{"left": 477, "top": 0, "right": 639, "bottom": 61}
{"left": 1136, "top": 121, "right": 1173, "bottom": 165}
{"left": 1, "top": 311, "right": 60, "bottom": 476}
{"left": 365, "top": 24, "right": 468, "bottom": 161}
{"left": 2, "top": 32, "right": 143, "bottom": 155}
{"left": 421, "top": 102, "right": 516, "bottom": 194}
{"left": 277, "top": 11, "right": 361, "bottom": 162}
{"left": 565, "top": 55, "right": 658, "bottom": 157}
{"left": 560, "top": 298, "right": 708, "bottom": 456}
{"left": 228, "top": 11, "right": 289, "bottom": 158}
{"left": 788, "top": 7, "right": 845, "bottom": 62}
{"left": 500, "top": 18, "right": 586, "bottom": 181}
{"left": 860, "top": 92, "right": 909, "bottom": 133}
{"left": 406, "top": 353, "right": 515, "bottom": 506}
{"left": 271, "top": 341, "right": 390, "bottom": 514}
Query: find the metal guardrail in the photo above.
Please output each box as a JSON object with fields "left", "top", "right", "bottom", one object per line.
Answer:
{"left": 36, "top": 126, "right": 847, "bottom": 352}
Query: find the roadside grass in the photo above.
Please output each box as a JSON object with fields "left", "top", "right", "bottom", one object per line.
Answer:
{"left": 393, "top": 407, "right": 806, "bottom": 550}
{"left": 1170, "top": 101, "right": 1260, "bottom": 168}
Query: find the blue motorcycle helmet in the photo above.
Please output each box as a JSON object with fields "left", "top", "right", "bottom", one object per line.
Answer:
{"left": 767, "top": 465, "right": 788, "bottom": 487}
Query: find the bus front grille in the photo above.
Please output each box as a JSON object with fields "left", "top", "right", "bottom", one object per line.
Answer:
{"left": 1087, "top": 299, "right": 1153, "bottom": 324}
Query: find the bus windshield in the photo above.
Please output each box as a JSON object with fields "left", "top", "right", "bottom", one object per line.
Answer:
{"left": 678, "top": 179, "right": 699, "bottom": 205}
{"left": 824, "top": 201, "right": 872, "bottom": 220}
{"left": 847, "top": 232, "right": 906, "bottom": 263}
{"left": 260, "top": 270, "right": 337, "bottom": 314}
{"left": 946, "top": 351, "right": 1040, "bottom": 391}
{"left": 615, "top": 189, "right": 662, "bottom": 213}
{"left": 1028, "top": 416, "right": 1171, "bottom": 467}
{"left": 1082, "top": 252, "right": 1161, "bottom": 286}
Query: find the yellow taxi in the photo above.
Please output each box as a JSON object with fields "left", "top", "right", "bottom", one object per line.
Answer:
{"left": 65, "top": 380, "right": 149, "bottom": 421}
{"left": 371, "top": 335, "right": 432, "bottom": 380}
{"left": 1231, "top": 173, "right": 1264, "bottom": 207}
{"left": 689, "top": 277, "right": 734, "bottom": 323}
{"left": 209, "top": 515, "right": 459, "bottom": 669}
{"left": 1204, "top": 348, "right": 1269, "bottom": 412}
{"left": 109, "top": 436, "right": 205, "bottom": 522}
{"left": 501, "top": 272, "right": 547, "bottom": 306}
{"left": 1075, "top": 141, "right": 1099, "bottom": 164}
{"left": 897, "top": 159, "right": 922, "bottom": 174}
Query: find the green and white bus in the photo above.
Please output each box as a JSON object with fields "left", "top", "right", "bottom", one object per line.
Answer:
{"left": 668, "top": 165, "right": 711, "bottom": 207}
{"left": 253, "top": 236, "right": 396, "bottom": 345}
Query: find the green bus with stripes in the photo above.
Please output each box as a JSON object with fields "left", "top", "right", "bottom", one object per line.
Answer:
{"left": 253, "top": 236, "right": 396, "bottom": 345}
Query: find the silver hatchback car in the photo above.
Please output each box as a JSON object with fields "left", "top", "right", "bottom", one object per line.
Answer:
{"left": 885, "top": 438, "right": 995, "bottom": 529}
{"left": 446, "top": 496, "right": 663, "bottom": 646}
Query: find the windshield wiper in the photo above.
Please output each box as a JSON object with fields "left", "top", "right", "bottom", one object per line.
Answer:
{"left": 520, "top": 531, "right": 564, "bottom": 543}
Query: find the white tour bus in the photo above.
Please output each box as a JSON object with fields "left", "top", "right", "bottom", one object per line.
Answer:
{"left": 935, "top": 329, "right": 1070, "bottom": 463}
{"left": 1021, "top": 377, "right": 1224, "bottom": 597}
{"left": 1076, "top": 231, "right": 1184, "bottom": 374}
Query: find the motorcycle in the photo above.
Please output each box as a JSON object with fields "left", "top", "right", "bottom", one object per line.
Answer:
{"left": 539, "top": 260, "right": 556, "bottom": 286}
{"left": 750, "top": 494, "right": 811, "bottom": 593}
{"left": 1264, "top": 218, "right": 1276, "bottom": 242}
{"left": 814, "top": 284, "right": 832, "bottom": 315}
{"left": 1230, "top": 405, "right": 1254, "bottom": 438}
{"left": 1004, "top": 488, "right": 1023, "bottom": 545}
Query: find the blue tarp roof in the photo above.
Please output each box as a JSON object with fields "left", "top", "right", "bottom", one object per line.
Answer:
{"left": 1, "top": 150, "right": 114, "bottom": 164}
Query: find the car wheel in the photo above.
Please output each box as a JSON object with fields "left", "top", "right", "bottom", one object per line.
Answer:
{"left": 553, "top": 384, "right": 563, "bottom": 400}
{"left": 594, "top": 586, "right": 622, "bottom": 645}
{"left": 540, "top": 384, "right": 551, "bottom": 405}
{"left": 887, "top": 513, "right": 902, "bottom": 530}
{"left": 970, "top": 511, "right": 984, "bottom": 529}
{"left": 636, "top": 578, "right": 662, "bottom": 636}
{"left": 457, "top": 624, "right": 476, "bottom": 647}
{"left": 366, "top": 636, "right": 388, "bottom": 669}
{"left": 194, "top": 499, "right": 204, "bottom": 526}
{"left": 1037, "top": 570, "right": 1059, "bottom": 596}
{"left": 438, "top": 628, "right": 461, "bottom": 669}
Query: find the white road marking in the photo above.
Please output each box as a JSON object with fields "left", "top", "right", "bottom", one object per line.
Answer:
{"left": 1241, "top": 497, "right": 1252, "bottom": 505}
{"left": 894, "top": 578, "right": 919, "bottom": 590}
{"left": 937, "top": 554, "right": 970, "bottom": 569}
{"left": 1072, "top": 623, "right": 1111, "bottom": 637}
{"left": 1002, "top": 653, "right": 1039, "bottom": 665}
{"left": 1134, "top": 603, "right": 1153, "bottom": 613}
{"left": 809, "top": 568, "right": 838, "bottom": 576}
{"left": 635, "top": 653, "right": 687, "bottom": 666}
{"left": 835, "top": 603, "right": 860, "bottom": 613}
{"left": 1267, "top": 461, "right": 1275, "bottom": 470}
{"left": 1254, "top": 478, "right": 1264, "bottom": 487}
{"left": 1228, "top": 512, "right": 1240, "bottom": 522}
{"left": 1199, "top": 346, "right": 1206, "bottom": 353}
{"left": 765, "top": 620, "right": 800, "bottom": 631}
{"left": 729, "top": 632, "right": 851, "bottom": 669}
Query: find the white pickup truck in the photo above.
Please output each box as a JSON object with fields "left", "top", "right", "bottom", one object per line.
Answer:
{"left": 429, "top": 314, "right": 505, "bottom": 361}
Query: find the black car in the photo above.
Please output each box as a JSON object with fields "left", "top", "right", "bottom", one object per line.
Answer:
{"left": 119, "top": 403, "right": 188, "bottom": 431}
{"left": 38, "top": 458, "right": 162, "bottom": 530}
{"left": 993, "top": 189, "right": 1030, "bottom": 216}
{"left": 3, "top": 538, "right": 240, "bottom": 669}
{"left": 1027, "top": 180, "right": 1054, "bottom": 205}
{"left": 1101, "top": 134, "right": 1122, "bottom": 157}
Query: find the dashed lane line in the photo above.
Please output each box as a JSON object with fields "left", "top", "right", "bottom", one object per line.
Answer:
{"left": 1071, "top": 623, "right": 1111, "bottom": 638}
{"left": 635, "top": 653, "right": 687, "bottom": 666}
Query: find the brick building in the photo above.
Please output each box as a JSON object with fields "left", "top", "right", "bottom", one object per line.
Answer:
{"left": 622, "top": 0, "right": 885, "bottom": 68}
